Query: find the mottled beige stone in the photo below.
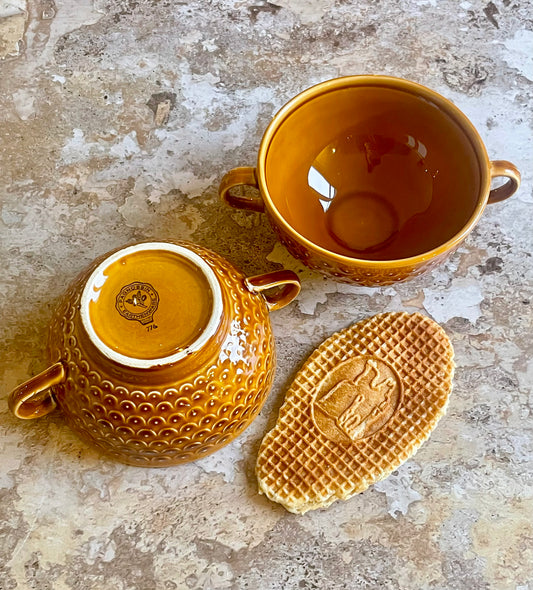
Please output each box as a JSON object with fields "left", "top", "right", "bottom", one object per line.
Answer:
{"left": 1, "top": 0, "right": 532, "bottom": 588}
{"left": 0, "top": 0, "right": 27, "bottom": 59}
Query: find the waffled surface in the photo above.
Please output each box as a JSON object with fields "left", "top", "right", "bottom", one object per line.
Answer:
{"left": 256, "top": 312, "right": 455, "bottom": 513}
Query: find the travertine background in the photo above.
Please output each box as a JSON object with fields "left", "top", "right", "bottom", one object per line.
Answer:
{"left": 1, "top": 1, "right": 532, "bottom": 588}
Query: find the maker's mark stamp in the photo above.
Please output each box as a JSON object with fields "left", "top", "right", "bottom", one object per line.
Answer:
{"left": 116, "top": 282, "right": 159, "bottom": 325}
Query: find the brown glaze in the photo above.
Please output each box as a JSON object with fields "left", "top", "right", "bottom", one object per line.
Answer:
{"left": 220, "top": 76, "right": 521, "bottom": 286}
{"left": 8, "top": 240, "right": 300, "bottom": 466}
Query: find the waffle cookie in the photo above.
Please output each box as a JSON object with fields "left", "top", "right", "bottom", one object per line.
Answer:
{"left": 256, "top": 312, "right": 455, "bottom": 514}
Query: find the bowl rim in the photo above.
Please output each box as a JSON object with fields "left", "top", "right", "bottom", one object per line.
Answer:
{"left": 80, "top": 242, "right": 223, "bottom": 369}
{"left": 256, "top": 75, "right": 492, "bottom": 268}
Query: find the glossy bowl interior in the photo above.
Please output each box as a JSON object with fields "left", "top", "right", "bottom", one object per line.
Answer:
{"left": 259, "top": 77, "right": 489, "bottom": 265}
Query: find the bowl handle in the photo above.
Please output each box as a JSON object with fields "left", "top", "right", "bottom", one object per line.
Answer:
{"left": 245, "top": 270, "right": 301, "bottom": 311}
{"left": 488, "top": 161, "right": 521, "bottom": 204}
{"left": 219, "top": 167, "right": 265, "bottom": 212}
{"left": 8, "top": 362, "right": 65, "bottom": 419}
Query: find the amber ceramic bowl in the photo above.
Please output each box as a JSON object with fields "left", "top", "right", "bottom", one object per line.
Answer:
{"left": 220, "top": 76, "right": 520, "bottom": 286}
{"left": 8, "top": 241, "right": 300, "bottom": 466}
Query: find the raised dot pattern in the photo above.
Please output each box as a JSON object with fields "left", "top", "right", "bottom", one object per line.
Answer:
{"left": 47, "top": 241, "right": 276, "bottom": 467}
{"left": 269, "top": 220, "right": 449, "bottom": 285}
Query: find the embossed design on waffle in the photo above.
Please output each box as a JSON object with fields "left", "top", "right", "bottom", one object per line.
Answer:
{"left": 312, "top": 355, "right": 402, "bottom": 443}
{"left": 256, "top": 312, "right": 455, "bottom": 514}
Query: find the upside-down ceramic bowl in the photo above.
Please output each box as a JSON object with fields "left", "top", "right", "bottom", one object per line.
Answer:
{"left": 8, "top": 240, "right": 300, "bottom": 466}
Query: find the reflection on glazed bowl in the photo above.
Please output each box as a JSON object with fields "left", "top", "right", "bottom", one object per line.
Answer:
{"left": 8, "top": 241, "right": 300, "bottom": 466}
{"left": 308, "top": 131, "right": 435, "bottom": 255}
{"left": 220, "top": 75, "right": 520, "bottom": 285}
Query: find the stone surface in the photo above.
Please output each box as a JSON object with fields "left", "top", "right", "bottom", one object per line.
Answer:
{"left": 1, "top": 0, "right": 532, "bottom": 588}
